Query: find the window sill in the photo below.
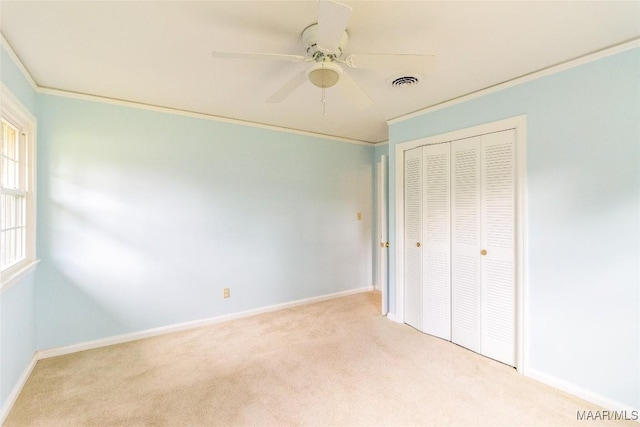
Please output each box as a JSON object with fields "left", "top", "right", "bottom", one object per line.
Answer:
{"left": 1, "top": 259, "right": 40, "bottom": 294}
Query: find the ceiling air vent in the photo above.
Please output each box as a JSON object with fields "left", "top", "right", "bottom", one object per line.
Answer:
{"left": 391, "top": 76, "right": 419, "bottom": 87}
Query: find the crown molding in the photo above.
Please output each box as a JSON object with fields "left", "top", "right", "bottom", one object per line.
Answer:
{"left": 37, "top": 86, "right": 374, "bottom": 146}
{"left": 1, "top": 34, "right": 374, "bottom": 146}
{"left": 0, "top": 34, "right": 38, "bottom": 91}
{"left": 4, "top": 32, "right": 637, "bottom": 146}
{"left": 388, "top": 38, "right": 640, "bottom": 126}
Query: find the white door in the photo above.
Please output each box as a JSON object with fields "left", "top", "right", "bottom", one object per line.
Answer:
{"left": 451, "top": 136, "right": 482, "bottom": 354}
{"left": 404, "top": 147, "right": 423, "bottom": 330}
{"left": 421, "top": 143, "right": 451, "bottom": 340}
{"left": 480, "top": 130, "right": 516, "bottom": 366}
{"left": 377, "top": 155, "right": 389, "bottom": 315}
{"left": 403, "top": 130, "right": 516, "bottom": 366}
{"left": 451, "top": 130, "right": 516, "bottom": 366}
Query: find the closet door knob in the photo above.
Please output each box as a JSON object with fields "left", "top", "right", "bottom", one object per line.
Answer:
{"left": 480, "top": 249, "right": 487, "bottom": 255}
{"left": 416, "top": 242, "right": 421, "bottom": 248}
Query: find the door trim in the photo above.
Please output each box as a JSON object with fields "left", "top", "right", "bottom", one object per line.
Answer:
{"left": 394, "top": 115, "right": 527, "bottom": 372}
{"left": 377, "top": 155, "right": 389, "bottom": 315}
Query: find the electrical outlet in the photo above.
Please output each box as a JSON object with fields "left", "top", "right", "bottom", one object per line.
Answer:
{"left": 223, "top": 288, "right": 230, "bottom": 298}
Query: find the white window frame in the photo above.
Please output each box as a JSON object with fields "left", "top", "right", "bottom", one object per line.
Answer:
{"left": 1, "top": 84, "right": 38, "bottom": 292}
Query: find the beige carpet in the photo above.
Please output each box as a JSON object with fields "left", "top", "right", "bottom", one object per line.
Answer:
{"left": 5, "top": 291, "right": 629, "bottom": 426}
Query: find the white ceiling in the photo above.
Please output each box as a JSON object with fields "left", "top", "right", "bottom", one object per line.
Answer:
{"left": 2, "top": 1, "right": 639, "bottom": 143}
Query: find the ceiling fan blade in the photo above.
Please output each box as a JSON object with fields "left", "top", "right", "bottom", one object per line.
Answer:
{"left": 212, "top": 51, "right": 309, "bottom": 63}
{"left": 266, "top": 70, "right": 308, "bottom": 103}
{"left": 337, "top": 70, "right": 373, "bottom": 109}
{"left": 317, "top": 0, "right": 352, "bottom": 53}
{"left": 344, "top": 54, "right": 437, "bottom": 72}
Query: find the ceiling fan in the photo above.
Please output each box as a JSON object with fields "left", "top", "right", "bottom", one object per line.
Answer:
{"left": 211, "top": 0, "right": 436, "bottom": 109}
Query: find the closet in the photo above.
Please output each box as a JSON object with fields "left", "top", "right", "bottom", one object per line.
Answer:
{"left": 403, "top": 129, "right": 516, "bottom": 367}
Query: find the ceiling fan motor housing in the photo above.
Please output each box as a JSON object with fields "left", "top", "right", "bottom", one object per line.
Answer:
{"left": 302, "top": 23, "right": 349, "bottom": 60}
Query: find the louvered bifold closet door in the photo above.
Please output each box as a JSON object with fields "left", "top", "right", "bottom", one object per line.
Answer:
{"left": 480, "top": 130, "right": 516, "bottom": 366}
{"left": 422, "top": 143, "right": 451, "bottom": 340}
{"left": 451, "top": 136, "right": 482, "bottom": 354}
{"left": 404, "top": 147, "right": 423, "bottom": 331}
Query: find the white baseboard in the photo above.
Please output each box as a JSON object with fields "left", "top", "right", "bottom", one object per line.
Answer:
{"left": 386, "top": 312, "right": 399, "bottom": 323}
{"left": 0, "top": 354, "right": 38, "bottom": 425}
{"left": 2, "top": 286, "right": 373, "bottom": 421}
{"left": 38, "top": 286, "right": 374, "bottom": 360}
{"left": 12, "top": 288, "right": 637, "bottom": 424}
{"left": 526, "top": 367, "right": 639, "bottom": 414}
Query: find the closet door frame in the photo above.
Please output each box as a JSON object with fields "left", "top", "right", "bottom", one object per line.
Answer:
{"left": 394, "top": 115, "right": 528, "bottom": 373}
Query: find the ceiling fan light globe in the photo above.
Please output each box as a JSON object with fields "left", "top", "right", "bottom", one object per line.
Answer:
{"left": 309, "top": 68, "right": 340, "bottom": 88}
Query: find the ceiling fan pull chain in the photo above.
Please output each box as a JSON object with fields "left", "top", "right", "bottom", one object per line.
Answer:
{"left": 322, "top": 86, "right": 327, "bottom": 116}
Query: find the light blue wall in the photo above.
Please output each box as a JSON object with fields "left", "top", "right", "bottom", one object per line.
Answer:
{"left": 0, "top": 274, "right": 36, "bottom": 408}
{"left": 1, "top": 39, "right": 375, "bottom": 411}
{"left": 0, "top": 47, "right": 37, "bottom": 114}
{"left": 36, "top": 94, "right": 374, "bottom": 350}
{"left": 0, "top": 45, "right": 38, "bottom": 412}
{"left": 4, "top": 33, "right": 637, "bottom": 414}
{"left": 388, "top": 48, "right": 640, "bottom": 409}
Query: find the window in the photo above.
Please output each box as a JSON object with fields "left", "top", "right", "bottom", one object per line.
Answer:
{"left": 1, "top": 85, "right": 37, "bottom": 289}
